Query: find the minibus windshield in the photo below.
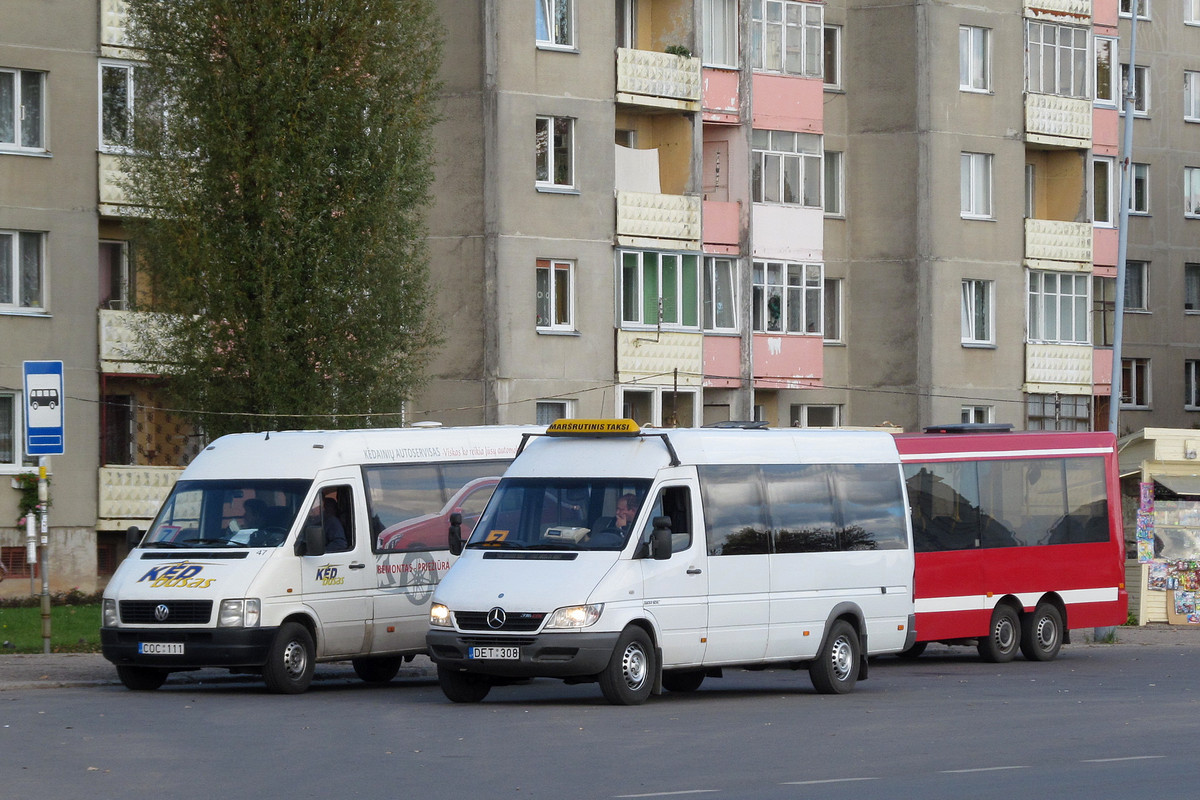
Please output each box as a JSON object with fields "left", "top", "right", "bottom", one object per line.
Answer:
{"left": 467, "top": 478, "right": 652, "bottom": 551}
{"left": 141, "top": 479, "right": 312, "bottom": 549}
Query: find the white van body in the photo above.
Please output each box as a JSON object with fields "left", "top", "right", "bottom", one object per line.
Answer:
{"left": 428, "top": 422, "right": 917, "bottom": 704}
{"left": 101, "top": 425, "right": 538, "bottom": 693}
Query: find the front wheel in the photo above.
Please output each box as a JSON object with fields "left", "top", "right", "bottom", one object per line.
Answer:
{"left": 437, "top": 665, "right": 492, "bottom": 703}
{"left": 977, "top": 604, "right": 1020, "bottom": 663}
{"left": 809, "top": 619, "right": 860, "bottom": 694}
{"left": 262, "top": 622, "right": 315, "bottom": 694}
{"left": 352, "top": 656, "right": 403, "bottom": 684}
{"left": 1020, "top": 603, "right": 1064, "bottom": 662}
{"left": 598, "top": 627, "right": 656, "bottom": 705}
{"left": 116, "top": 665, "right": 168, "bottom": 691}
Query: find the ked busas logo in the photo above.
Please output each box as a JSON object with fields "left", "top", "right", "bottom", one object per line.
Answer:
{"left": 136, "top": 561, "right": 215, "bottom": 589}
{"left": 315, "top": 565, "right": 344, "bottom": 586}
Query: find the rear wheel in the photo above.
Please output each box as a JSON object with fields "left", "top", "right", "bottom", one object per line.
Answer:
{"left": 437, "top": 666, "right": 492, "bottom": 703}
{"left": 116, "top": 665, "right": 168, "bottom": 691}
{"left": 809, "top": 620, "right": 860, "bottom": 694}
{"left": 661, "top": 669, "right": 705, "bottom": 693}
{"left": 977, "top": 605, "right": 1020, "bottom": 663}
{"left": 262, "top": 622, "right": 315, "bottom": 694}
{"left": 352, "top": 656, "right": 403, "bottom": 684}
{"left": 1020, "top": 603, "right": 1064, "bottom": 662}
{"left": 599, "top": 627, "right": 656, "bottom": 705}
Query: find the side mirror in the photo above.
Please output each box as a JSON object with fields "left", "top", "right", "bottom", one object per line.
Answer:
{"left": 448, "top": 512, "right": 464, "bottom": 556}
{"left": 299, "top": 524, "right": 326, "bottom": 557}
{"left": 651, "top": 515, "right": 673, "bottom": 561}
{"left": 126, "top": 526, "right": 143, "bottom": 549}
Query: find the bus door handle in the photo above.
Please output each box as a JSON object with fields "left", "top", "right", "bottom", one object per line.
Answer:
{"left": 348, "top": 562, "right": 367, "bottom": 570}
{"left": 686, "top": 568, "right": 702, "bottom": 575}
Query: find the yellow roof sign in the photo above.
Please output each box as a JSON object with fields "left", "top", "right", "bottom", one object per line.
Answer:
{"left": 546, "top": 418, "right": 641, "bottom": 436}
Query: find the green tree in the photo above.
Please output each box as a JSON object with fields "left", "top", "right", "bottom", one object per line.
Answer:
{"left": 123, "top": 0, "right": 443, "bottom": 438}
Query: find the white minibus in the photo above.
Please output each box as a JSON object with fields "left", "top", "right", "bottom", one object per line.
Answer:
{"left": 427, "top": 419, "right": 917, "bottom": 704}
{"left": 101, "top": 425, "right": 538, "bottom": 693}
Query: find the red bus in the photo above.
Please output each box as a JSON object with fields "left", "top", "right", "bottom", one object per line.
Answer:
{"left": 893, "top": 425, "right": 1128, "bottom": 662}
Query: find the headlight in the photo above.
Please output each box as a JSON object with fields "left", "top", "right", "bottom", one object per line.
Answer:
{"left": 102, "top": 598, "right": 118, "bottom": 627}
{"left": 430, "top": 603, "right": 452, "bottom": 628}
{"left": 544, "top": 603, "right": 603, "bottom": 629}
{"left": 217, "top": 598, "right": 261, "bottom": 628}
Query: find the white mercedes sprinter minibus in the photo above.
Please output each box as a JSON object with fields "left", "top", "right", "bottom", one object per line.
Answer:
{"left": 427, "top": 420, "right": 917, "bottom": 704}
{"left": 101, "top": 425, "right": 537, "bottom": 693}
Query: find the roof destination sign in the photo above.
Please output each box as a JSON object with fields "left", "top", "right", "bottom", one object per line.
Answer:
{"left": 23, "top": 360, "right": 64, "bottom": 455}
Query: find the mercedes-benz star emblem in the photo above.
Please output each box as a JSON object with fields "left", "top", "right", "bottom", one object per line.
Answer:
{"left": 154, "top": 604, "right": 170, "bottom": 622}
{"left": 486, "top": 607, "right": 507, "bottom": 629}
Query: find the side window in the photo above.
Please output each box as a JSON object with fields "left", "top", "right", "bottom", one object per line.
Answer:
{"left": 832, "top": 463, "right": 909, "bottom": 551}
{"left": 640, "top": 485, "right": 694, "bottom": 554}
{"left": 310, "top": 485, "right": 353, "bottom": 553}
{"left": 699, "top": 466, "right": 769, "bottom": 556}
{"left": 763, "top": 464, "right": 839, "bottom": 553}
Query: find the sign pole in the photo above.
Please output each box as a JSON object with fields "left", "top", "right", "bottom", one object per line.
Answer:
{"left": 39, "top": 458, "right": 50, "bottom": 654}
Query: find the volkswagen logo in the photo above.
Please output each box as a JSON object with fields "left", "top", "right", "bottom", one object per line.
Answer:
{"left": 154, "top": 604, "right": 170, "bottom": 622}
{"left": 486, "top": 607, "right": 507, "bottom": 629}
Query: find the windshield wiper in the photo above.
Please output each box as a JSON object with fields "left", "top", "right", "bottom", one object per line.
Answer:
{"left": 177, "top": 537, "right": 238, "bottom": 547}
{"left": 466, "top": 540, "right": 526, "bottom": 550}
{"left": 141, "top": 540, "right": 189, "bottom": 549}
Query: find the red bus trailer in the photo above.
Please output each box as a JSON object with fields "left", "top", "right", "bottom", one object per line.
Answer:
{"left": 893, "top": 425, "right": 1128, "bottom": 662}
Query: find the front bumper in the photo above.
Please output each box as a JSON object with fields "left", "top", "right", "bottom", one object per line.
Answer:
{"left": 427, "top": 628, "right": 622, "bottom": 678}
{"left": 101, "top": 626, "right": 278, "bottom": 670}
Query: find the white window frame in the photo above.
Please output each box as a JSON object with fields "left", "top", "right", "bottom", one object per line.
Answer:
{"left": 1186, "top": 72, "right": 1200, "bottom": 122}
{"left": 703, "top": 0, "right": 739, "bottom": 68}
{"left": 1093, "top": 156, "right": 1116, "bottom": 227}
{"left": 0, "top": 68, "right": 46, "bottom": 152}
{"left": 751, "top": 0, "right": 824, "bottom": 78}
{"left": 536, "top": 0, "right": 574, "bottom": 50}
{"left": 99, "top": 61, "right": 138, "bottom": 152}
{"left": 790, "top": 404, "right": 841, "bottom": 428}
{"left": 960, "top": 152, "right": 993, "bottom": 219}
{"left": 1129, "top": 162, "right": 1150, "bottom": 214}
{"left": 99, "top": 239, "right": 131, "bottom": 310}
{"left": 1094, "top": 36, "right": 1118, "bottom": 107}
{"left": 1189, "top": 0, "right": 1200, "bottom": 25}
{"left": 823, "top": 277, "right": 842, "bottom": 343}
{"left": 1185, "top": 167, "right": 1200, "bottom": 218}
{"left": 0, "top": 392, "right": 22, "bottom": 469}
{"left": 1026, "top": 21, "right": 1088, "bottom": 99}
{"left": 751, "top": 129, "right": 822, "bottom": 208}
{"left": 620, "top": 250, "right": 701, "bottom": 330}
{"left": 535, "top": 399, "right": 575, "bottom": 425}
{"left": 959, "top": 26, "right": 991, "bottom": 93}
{"left": 823, "top": 24, "right": 842, "bottom": 89}
{"left": 536, "top": 258, "right": 574, "bottom": 332}
{"left": 752, "top": 260, "right": 823, "bottom": 335}
{"left": 535, "top": 115, "right": 574, "bottom": 190}
{"left": 1121, "top": 357, "right": 1151, "bottom": 409}
{"left": 703, "top": 256, "right": 738, "bottom": 332}
{"left": 1028, "top": 270, "right": 1090, "bottom": 344}
{"left": 619, "top": 386, "right": 701, "bottom": 427}
{"left": 1124, "top": 260, "right": 1149, "bottom": 312}
{"left": 961, "top": 278, "right": 994, "bottom": 346}
{"left": 0, "top": 230, "right": 45, "bottom": 312}
{"left": 1186, "top": 263, "right": 1200, "bottom": 313}
{"left": 1026, "top": 393, "right": 1091, "bottom": 432}
{"left": 823, "top": 150, "right": 844, "bottom": 216}
{"left": 1119, "top": 0, "right": 1151, "bottom": 20}
{"left": 1121, "top": 64, "right": 1150, "bottom": 115}
{"left": 1187, "top": 361, "right": 1200, "bottom": 410}
{"left": 961, "top": 405, "right": 995, "bottom": 425}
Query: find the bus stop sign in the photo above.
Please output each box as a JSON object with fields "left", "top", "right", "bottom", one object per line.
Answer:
{"left": 23, "top": 360, "right": 64, "bottom": 455}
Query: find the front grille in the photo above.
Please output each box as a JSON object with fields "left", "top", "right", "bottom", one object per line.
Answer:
{"left": 459, "top": 635, "right": 539, "bottom": 647}
{"left": 120, "top": 600, "right": 213, "bottom": 625}
{"left": 455, "top": 610, "right": 546, "bottom": 632}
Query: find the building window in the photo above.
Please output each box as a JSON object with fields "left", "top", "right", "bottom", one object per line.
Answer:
{"left": 823, "top": 278, "right": 842, "bottom": 343}
{"left": 961, "top": 152, "right": 993, "bottom": 219}
{"left": 823, "top": 150, "right": 843, "bottom": 216}
{"left": 751, "top": 0, "right": 824, "bottom": 78}
{"left": 1130, "top": 162, "right": 1150, "bottom": 214}
{"left": 961, "top": 279, "right": 994, "bottom": 345}
{"left": 0, "top": 393, "right": 18, "bottom": 466}
{"left": 752, "top": 260, "right": 823, "bottom": 334}
{"left": 703, "top": 0, "right": 738, "bottom": 68}
{"left": 0, "top": 68, "right": 45, "bottom": 151}
{"left": 959, "top": 26, "right": 990, "bottom": 92}
{"left": 0, "top": 230, "right": 44, "bottom": 311}
{"left": 823, "top": 24, "right": 842, "bottom": 89}
{"left": 1093, "top": 275, "right": 1116, "bottom": 347}
{"left": 1186, "top": 264, "right": 1200, "bottom": 312}
{"left": 1093, "top": 156, "right": 1115, "bottom": 227}
{"left": 535, "top": 116, "right": 574, "bottom": 189}
{"left": 1124, "top": 261, "right": 1149, "bottom": 312}
{"left": 703, "top": 256, "right": 737, "bottom": 332}
{"left": 536, "top": 258, "right": 573, "bottom": 332}
{"left": 1186, "top": 167, "right": 1200, "bottom": 218}
{"left": 1027, "top": 394, "right": 1090, "bottom": 431}
{"left": 1186, "top": 72, "right": 1200, "bottom": 122}
{"left": 99, "top": 240, "right": 131, "bottom": 310}
{"left": 1, "top": 547, "right": 32, "bottom": 579}
{"left": 621, "top": 386, "right": 699, "bottom": 427}
{"left": 1028, "top": 271, "right": 1089, "bottom": 344}
{"left": 1026, "top": 22, "right": 1088, "bottom": 99}
{"left": 100, "top": 63, "right": 142, "bottom": 151}
{"left": 103, "top": 394, "right": 136, "bottom": 466}
{"left": 536, "top": 0, "right": 573, "bottom": 49}
{"left": 1121, "top": 64, "right": 1150, "bottom": 115}
{"left": 751, "top": 130, "right": 822, "bottom": 207}
{"left": 1119, "top": 0, "right": 1151, "bottom": 20}
{"left": 1121, "top": 358, "right": 1151, "bottom": 408}
{"left": 535, "top": 400, "right": 573, "bottom": 425}
{"left": 790, "top": 404, "right": 840, "bottom": 427}
{"left": 962, "top": 405, "right": 994, "bottom": 425}
{"left": 1186, "top": 361, "right": 1200, "bottom": 410}
{"left": 1189, "top": 0, "right": 1200, "bottom": 25}
{"left": 620, "top": 250, "right": 700, "bottom": 329}
{"left": 1094, "top": 37, "right": 1118, "bottom": 107}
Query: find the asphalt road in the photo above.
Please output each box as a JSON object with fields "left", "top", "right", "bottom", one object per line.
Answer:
{"left": 2, "top": 626, "right": 1198, "bottom": 799}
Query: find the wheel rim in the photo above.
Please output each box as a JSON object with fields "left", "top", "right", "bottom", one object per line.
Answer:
{"left": 282, "top": 638, "right": 308, "bottom": 680}
{"left": 994, "top": 617, "right": 1016, "bottom": 651}
{"left": 830, "top": 635, "right": 854, "bottom": 681}
{"left": 1034, "top": 614, "right": 1058, "bottom": 651}
{"left": 621, "top": 642, "right": 649, "bottom": 690}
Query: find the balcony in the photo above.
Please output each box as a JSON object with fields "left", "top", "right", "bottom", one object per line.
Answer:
{"left": 616, "top": 330, "right": 704, "bottom": 387}
{"left": 1024, "top": 218, "right": 1092, "bottom": 271}
{"left": 97, "top": 465, "right": 182, "bottom": 531}
{"left": 1023, "top": 0, "right": 1091, "bottom": 24}
{"left": 617, "top": 48, "right": 701, "bottom": 112}
{"left": 100, "top": 309, "right": 170, "bottom": 375}
{"left": 617, "top": 191, "right": 702, "bottom": 250}
{"left": 1024, "top": 343, "right": 1093, "bottom": 395}
{"left": 1025, "top": 93, "right": 1092, "bottom": 148}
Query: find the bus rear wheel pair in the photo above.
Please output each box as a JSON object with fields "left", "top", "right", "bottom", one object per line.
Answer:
{"left": 977, "top": 603, "right": 1063, "bottom": 663}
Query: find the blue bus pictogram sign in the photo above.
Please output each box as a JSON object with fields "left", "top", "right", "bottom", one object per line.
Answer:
{"left": 23, "top": 361, "right": 64, "bottom": 455}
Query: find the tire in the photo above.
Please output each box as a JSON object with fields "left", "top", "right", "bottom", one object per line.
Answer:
{"left": 1020, "top": 603, "right": 1064, "bottom": 662}
{"left": 598, "top": 626, "right": 656, "bottom": 705}
{"left": 437, "top": 665, "right": 492, "bottom": 703}
{"left": 977, "top": 604, "right": 1021, "bottom": 663}
{"left": 352, "top": 656, "right": 404, "bottom": 684}
{"left": 809, "top": 619, "right": 860, "bottom": 694}
{"left": 661, "top": 669, "right": 705, "bottom": 693}
{"left": 896, "top": 641, "right": 928, "bottom": 660}
{"left": 116, "top": 665, "right": 168, "bottom": 691}
{"left": 262, "top": 622, "right": 316, "bottom": 694}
